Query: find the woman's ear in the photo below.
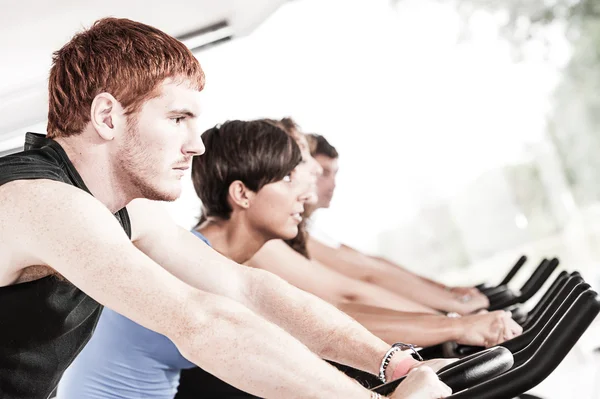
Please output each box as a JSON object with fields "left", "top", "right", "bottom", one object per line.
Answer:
{"left": 228, "top": 180, "right": 255, "bottom": 209}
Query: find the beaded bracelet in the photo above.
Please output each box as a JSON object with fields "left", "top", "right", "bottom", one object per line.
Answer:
{"left": 378, "top": 342, "right": 423, "bottom": 383}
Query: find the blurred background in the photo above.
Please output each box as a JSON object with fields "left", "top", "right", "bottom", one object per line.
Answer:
{"left": 2, "top": 0, "right": 600, "bottom": 397}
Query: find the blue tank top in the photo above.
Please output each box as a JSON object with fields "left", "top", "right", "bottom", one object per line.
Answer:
{"left": 56, "top": 230, "right": 211, "bottom": 399}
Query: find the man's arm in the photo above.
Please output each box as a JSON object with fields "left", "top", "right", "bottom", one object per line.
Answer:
{"left": 0, "top": 180, "right": 377, "bottom": 399}
{"left": 338, "top": 303, "right": 521, "bottom": 348}
{"left": 128, "top": 199, "right": 436, "bottom": 377}
{"left": 368, "top": 253, "right": 445, "bottom": 288}
{"left": 371, "top": 254, "right": 484, "bottom": 298}
{"left": 308, "top": 238, "right": 489, "bottom": 314}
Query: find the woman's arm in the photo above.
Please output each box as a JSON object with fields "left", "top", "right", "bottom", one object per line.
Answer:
{"left": 248, "top": 240, "right": 439, "bottom": 314}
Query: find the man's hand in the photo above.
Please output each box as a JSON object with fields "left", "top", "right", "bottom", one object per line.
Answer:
{"left": 450, "top": 286, "right": 481, "bottom": 298}
{"left": 456, "top": 310, "right": 523, "bottom": 347}
{"left": 390, "top": 367, "right": 452, "bottom": 399}
{"left": 453, "top": 293, "right": 490, "bottom": 315}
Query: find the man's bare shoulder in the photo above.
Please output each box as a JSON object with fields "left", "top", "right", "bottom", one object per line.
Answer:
{"left": 0, "top": 179, "right": 95, "bottom": 220}
{"left": 0, "top": 179, "right": 110, "bottom": 282}
{"left": 0, "top": 178, "right": 84, "bottom": 198}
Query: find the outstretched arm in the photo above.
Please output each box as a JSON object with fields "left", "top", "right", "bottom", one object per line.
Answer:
{"left": 129, "top": 199, "right": 437, "bottom": 380}
{"left": 1, "top": 181, "right": 376, "bottom": 398}
{"left": 308, "top": 238, "right": 488, "bottom": 314}
{"left": 339, "top": 303, "right": 521, "bottom": 348}
{"left": 338, "top": 303, "right": 461, "bottom": 347}
{"left": 247, "top": 239, "right": 439, "bottom": 314}
{"left": 371, "top": 254, "right": 484, "bottom": 299}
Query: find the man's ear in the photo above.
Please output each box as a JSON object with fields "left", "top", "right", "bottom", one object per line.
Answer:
{"left": 90, "top": 92, "right": 126, "bottom": 141}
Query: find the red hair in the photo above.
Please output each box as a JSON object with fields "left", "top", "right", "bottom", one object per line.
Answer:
{"left": 47, "top": 17, "right": 205, "bottom": 137}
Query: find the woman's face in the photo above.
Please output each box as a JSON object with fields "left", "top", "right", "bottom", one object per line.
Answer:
{"left": 245, "top": 134, "right": 320, "bottom": 240}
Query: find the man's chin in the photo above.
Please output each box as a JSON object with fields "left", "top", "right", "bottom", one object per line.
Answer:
{"left": 319, "top": 200, "right": 332, "bottom": 209}
{"left": 162, "top": 188, "right": 183, "bottom": 202}
{"left": 143, "top": 186, "right": 182, "bottom": 202}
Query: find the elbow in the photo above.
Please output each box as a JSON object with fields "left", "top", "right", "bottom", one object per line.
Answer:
{"left": 340, "top": 291, "right": 360, "bottom": 303}
{"left": 246, "top": 267, "right": 282, "bottom": 289}
{"left": 168, "top": 291, "right": 253, "bottom": 363}
{"left": 244, "top": 267, "right": 298, "bottom": 304}
{"left": 358, "top": 272, "right": 378, "bottom": 284}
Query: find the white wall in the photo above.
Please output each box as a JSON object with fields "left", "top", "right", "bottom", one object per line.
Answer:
{"left": 2, "top": 0, "right": 588, "bottom": 278}
{"left": 164, "top": 0, "right": 570, "bottom": 260}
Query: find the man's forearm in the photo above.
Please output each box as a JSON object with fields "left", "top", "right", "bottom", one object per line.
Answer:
{"left": 372, "top": 255, "right": 447, "bottom": 289}
{"left": 370, "top": 257, "right": 447, "bottom": 292}
{"left": 361, "top": 258, "right": 475, "bottom": 313}
{"left": 244, "top": 269, "right": 405, "bottom": 376}
{"left": 318, "top": 245, "right": 456, "bottom": 312}
{"left": 177, "top": 291, "right": 373, "bottom": 399}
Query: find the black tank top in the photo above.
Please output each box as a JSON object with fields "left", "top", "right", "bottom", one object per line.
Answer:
{"left": 0, "top": 133, "right": 131, "bottom": 399}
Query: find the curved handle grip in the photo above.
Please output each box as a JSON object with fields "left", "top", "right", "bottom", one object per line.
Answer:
{"left": 512, "top": 282, "right": 591, "bottom": 367}
{"left": 371, "top": 347, "right": 514, "bottom": 395}
{"left": 443, "top": 277, "right": 587, "bottom": 359}
{"left": 477, "top": 255, "right": 527, "bottom": 290}
{"left": 447, "top": 290, "right": 600, "bottom": 399}
{"left": 489, "top": 258, "right": 559, "bottom": 311}
{"left": 498, "top": 255, "right": 528, "bottom": 286}
{"left": 519, "top": 258, "right": 553, "bottom": 293}
{"left": 486, "top": 289, "right": 515, "bottom": 305}
{"left": 453, "top": 279, "right": 589, "bottom": 358}
{"left": 519, "top": 258, "right": 560, "bottom": 299}
{"left": 485, "top": 258, "right": 548, "bottom": 305}
{"left": 522, "top": 271, "right": 569, "bottom": 329}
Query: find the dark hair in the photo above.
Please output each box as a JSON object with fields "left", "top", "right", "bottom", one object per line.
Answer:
{"left": 307, "top": 134, "right": 339, "bottom": 159}
{"left": 192, "top": 120, "right": 302, "bottom": 225}
{"left": 253, "top": 116, "right": 316, "bottom": 259}
{"left": 263, "top": 118, "right": 313, "bottom": 258}
{"left": 284, "top": 220, "right": 310, "bottom": 259}
{"left": 264, "top": 117, "right": 301, "bottom": 138}
{"left": 47, "top": 17, "right": 204, "bottom": 138}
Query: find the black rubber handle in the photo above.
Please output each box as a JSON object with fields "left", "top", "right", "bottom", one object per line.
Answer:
{"left": 522, "top": 271, "right": 569, "bottom": 328}
{"left": 511, "top": 283, "right": 591, "bottom": 368}
{"left": 512, "top": 277, "right": 586, "bottom": 348}
{"left": 485, "top": 258, "right": 547, "bottom": 304}
{"left": 499, "top": 255, "right": 528, "bottom": 286}
{"left": 486, "top": 288, "right": 515, "bottom": 305}
{"left": 453, "top": 278, "right": 588, "bottom": 358}
{"left": 371, "top": 347, "right": 513, "bottom": 395}
{"left": 447, "top": 290, "right": 600, "bottom": 399}
{"left": 519, "top": 259, "right": 552, "bottom": 294}
{"left": 476, "top": 255, "right": 527, "bottom": 291}
{"left": 489, "top": 258, "right": 559, "bottom": 311}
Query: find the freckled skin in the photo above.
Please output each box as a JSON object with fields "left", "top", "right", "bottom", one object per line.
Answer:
{"left": 0, "top": 81, "right": 452, "bottom": 398}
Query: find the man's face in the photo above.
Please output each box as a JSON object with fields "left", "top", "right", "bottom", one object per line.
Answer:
{"left": 118, "top": 79, "right": 205, "bottom": 201}
{"left": 314, "top": 154, "right": 339, "bottom": 209}
{"left": 294, "top": 133, "right": 322, "bottom": 205}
